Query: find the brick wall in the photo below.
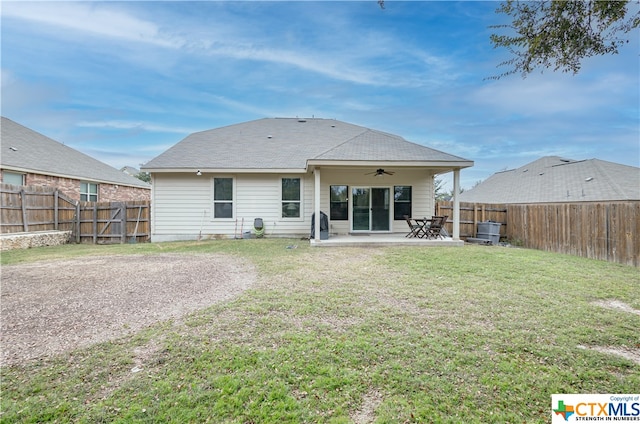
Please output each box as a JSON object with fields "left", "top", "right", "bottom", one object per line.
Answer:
{"left": 99, "top": 184, "right": 150, "bottom": 201}
{"left": 26, "top": 173, "right": 81, "bottom": 198}
{"left": 1, "top": 171, "right": 150, "bottom": 202}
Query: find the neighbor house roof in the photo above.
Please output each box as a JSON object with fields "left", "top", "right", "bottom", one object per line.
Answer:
{"left": 1, "top": 117, "right": 150, "bottom": 188}
{"left": 142, "top": 118, "right": 473, "bottom": 172}
{"left": 459, "top": 156, "right": 640, "bottom": 203}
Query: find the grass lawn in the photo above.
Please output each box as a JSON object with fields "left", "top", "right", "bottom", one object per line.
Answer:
{"left": 1, "top": 240, "right": 639, "bottom": 423}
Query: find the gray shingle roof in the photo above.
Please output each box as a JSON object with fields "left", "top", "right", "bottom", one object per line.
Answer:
{"left": 459, "top": 156, "right": 640, "bottom": 203}
{"left": 1, "top": 117, "right": 150, "bottom": 188}
{"left": 143, "top": 118, "right": 472, "bottom": 170}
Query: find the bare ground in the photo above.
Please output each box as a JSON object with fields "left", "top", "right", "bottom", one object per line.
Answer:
{"left": 1, "top": 253, "right": 257, "bottom": 366}
{"left": 585, "top": 299, "right": 640, "bottom": 365}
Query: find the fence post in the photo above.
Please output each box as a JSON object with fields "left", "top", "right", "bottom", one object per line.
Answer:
{"left": 93, "top": 204, "right": 98, "bottom": 244}
{"left": 54, "top": 190, "right": 59, "bottom": 230}
{"left": 76, "top": 202, "right": 81, "bottom": 243}
{"left": 473, "top": 203, "right": 478, "bottom": 237}
{"left": 20, "top": 189, "right": 29, "bottom": 232}
{"left": 120, "top": 203, "right": 127, "bottom": 243}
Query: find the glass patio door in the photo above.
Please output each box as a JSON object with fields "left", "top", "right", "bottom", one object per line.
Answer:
{"left": 352, "top": 187, "right": 390, "bottom": 231}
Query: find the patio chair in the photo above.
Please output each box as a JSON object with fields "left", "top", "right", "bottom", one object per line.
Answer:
{"left": 404, "top": 215, "right": 425, "bottom": 238}
{"left": 424, "top": 215, "right": 448, "bottom": 239}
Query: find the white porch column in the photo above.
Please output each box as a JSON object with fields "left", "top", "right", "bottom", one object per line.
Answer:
{"left": 453, "top": 169, "right": 460, "bottom": 240}
{"left": 314, "top": 167, "right": 321, "bottom": 241}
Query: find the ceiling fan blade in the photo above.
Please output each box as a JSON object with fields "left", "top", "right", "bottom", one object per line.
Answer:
{"left": 365, "top": 168, "right": 394, "bottom": 176}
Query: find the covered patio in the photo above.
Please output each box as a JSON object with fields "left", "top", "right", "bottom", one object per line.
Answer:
{"left": 310, "top": 232, "right": 464, "bottom": 247}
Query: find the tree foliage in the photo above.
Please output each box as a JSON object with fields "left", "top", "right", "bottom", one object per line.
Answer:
{"left": 434, "top": 178, "right": 466, "bottom": 202}
{"left": 434, "top": 177, "right": 447, "bottom": 201}
{"left": 490, "top": 0, "right": 639, "bottom": 78}
{"left": 135, "top": 171, "right": 151, "bottom": 183}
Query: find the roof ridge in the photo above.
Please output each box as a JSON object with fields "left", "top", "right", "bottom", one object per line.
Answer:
{"left": 310, "top": 127, "right": 369, "bottom": 159}
{"left": 495, "top": 168, "right": 516, "bottom": 175}
{"left": 591, "top": 158, "right": 627, "bottom": 199}
{"left": 550, "top": 159, "right": 584, "bottom": 168}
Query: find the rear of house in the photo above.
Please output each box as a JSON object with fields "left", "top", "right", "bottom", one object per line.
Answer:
{"left": 143, "top": 118, "right": 473, "bottom": 242}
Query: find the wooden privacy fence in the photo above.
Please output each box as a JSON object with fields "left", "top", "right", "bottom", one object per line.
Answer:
{"left": 507, "top": 201, "right": 639, "bottom": 267}
{"left": 1, "top": 184, "right": 150, "bottom": 244}
{"left": 436, "top": 201, "right": 508, "bottom": 239}
{"left": 1, "top": 184, "right": 77, "bottom": 233}
{"left": 436, "top": 200, "right": 639, "bottom": 267}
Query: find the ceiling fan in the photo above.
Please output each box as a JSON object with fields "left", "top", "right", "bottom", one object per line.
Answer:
{"left": 366, "top": 168, "right": 395, "bottom": 177}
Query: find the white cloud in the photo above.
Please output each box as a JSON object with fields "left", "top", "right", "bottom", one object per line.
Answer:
{"left": 1, "top": 2, "right": 183, "bottom": 48}
{"left": 75, "top": 120, "right": 198, "bottom": 134}
{"left": 2, "top": 1, "right": 449, "bottom": 88}
{"left": 469, "top": 67, "right": 638, "bottom": 117}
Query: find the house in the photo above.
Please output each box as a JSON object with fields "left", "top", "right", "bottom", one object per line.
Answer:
{"left": 459, "top": 156, "right": 640, "bottom": 204}
{"left": 1, "top": 117, "right": 150, "bottom": 202}
{"left": 142, "top": 117, "right": 473, "bottom": 243}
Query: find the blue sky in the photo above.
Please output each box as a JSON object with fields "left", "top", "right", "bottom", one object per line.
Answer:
{"left": 2, "top": 1, "right": 638, "bottom": 190}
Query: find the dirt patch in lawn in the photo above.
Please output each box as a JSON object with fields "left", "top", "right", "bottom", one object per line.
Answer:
{"left": 1, "top": 253, "right": 256, "bottom": 366}
{"left": 577, "top": 345, "right": 640, "bottom": 365}
{"left": 350, "top": 389, "right": 384, "bottom": 424}
{"left": 582, "top": 299, "right": 640, "bottom": 365}
{"left": 592, "top": 299, "right": 640, "bottom": 316}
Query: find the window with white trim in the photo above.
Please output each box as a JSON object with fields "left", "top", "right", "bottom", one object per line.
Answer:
{"left": 80, "top": 182, "right": 98, "bottom": 201}
{"left": 213, "top": 177, "right": 233, "bottom": 218}
{"left": 281, "top": 178, "right": 301, "bottom": 218}
{"left": 3, "top": 171, "right": 24, "bottom": 186}
{"left": 394, "top": 186, "right": 412, "bottom": 219}
{"left": 330, "top": 185, "right": 348, "bottom": 220}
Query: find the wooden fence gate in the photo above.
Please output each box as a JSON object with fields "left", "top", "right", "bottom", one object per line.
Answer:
{"left": 76, "top": 200, "right": 150, "bottom": 244}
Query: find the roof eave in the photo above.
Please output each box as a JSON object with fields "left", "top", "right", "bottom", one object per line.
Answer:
{"left": 143, "top": 167, "right": 307, "bottom": 174}
{"left": 144, "top": 160, "right": 475, "bottom": 174}
{"left": 306, "top": 159, "right": 474, "bottom": 170}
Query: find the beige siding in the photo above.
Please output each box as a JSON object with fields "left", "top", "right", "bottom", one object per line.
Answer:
{"left": 151, "top": 169, "right": 436, "bottom": 241}
{"left": 236, "top": 173, "right": 314, "bottom": 237}
{"left": 150, "top": 173, "right": 212, "bottom": 240}
{"left": 151, "top": 172, "right": 314, "bottom": 241}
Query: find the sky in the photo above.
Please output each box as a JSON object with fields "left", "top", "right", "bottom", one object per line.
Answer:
{"left": 1, "top": 1, "right": 638, "bottom": 191}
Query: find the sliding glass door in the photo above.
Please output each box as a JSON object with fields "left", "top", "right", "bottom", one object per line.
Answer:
{"left": 352, "top": 187, "right": 390, "bottom": 231}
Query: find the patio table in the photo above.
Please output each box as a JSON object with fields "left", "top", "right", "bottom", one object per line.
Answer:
{"left": 410, "top": 217, "right": 433, "bottom": 238}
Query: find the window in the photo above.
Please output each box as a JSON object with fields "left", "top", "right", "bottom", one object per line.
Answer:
{"left": 330, "top": 185, "right": 348, "bottom": 220}
{"left": 214, "top": 178, "right": 233, "bottom": 218}
{"left": 281, "top": 178, "right": 301, "bottom": 218}
{"left": 80, "top": 182, "right": 98, "bottom": 201}
{"left": 394, "top": 186, "right": 412, "bottom": 220}
{"left": 3, "top": 172, "right": 24, "bottom": 186}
